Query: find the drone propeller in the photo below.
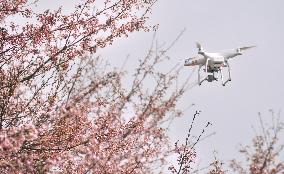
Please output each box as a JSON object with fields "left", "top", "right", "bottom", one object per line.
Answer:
{"left": 236, "top": 45, "right": 256, "bottom": 53}
{"left": 196, "top": 42, "right": 201, "bottom": 50}
{"left": 196, "top": 42, "right": 205, "bottom": 54}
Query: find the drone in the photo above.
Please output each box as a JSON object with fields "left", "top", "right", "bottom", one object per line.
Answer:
{"left": 184, "top": 42, "right": 255, "bottom": 86}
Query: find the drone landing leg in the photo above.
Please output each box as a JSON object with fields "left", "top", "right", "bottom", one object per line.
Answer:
{"left": 200, "top": 76, "right": 207, "bottom": 85}
{"left": 198, "top": 65, "right": 207, "bottom": 86}
{"left": 205, "top": 58, "right": 209, "bottom": 74}
{"left": 227, "top": 62, "right": 231, "bottom": 81}
{"left": 198, "top": 65, "right": 201, "bottom": 85}
{"left": 223, "top": 62, "right": 232, "bottom": 86}
{"left": 220, "top": 68, "right": 225, "bottom": 86}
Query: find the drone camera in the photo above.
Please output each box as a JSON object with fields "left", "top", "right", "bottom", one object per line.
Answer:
{"left": 207, "top": 74, "right": 217, "bottom": 82}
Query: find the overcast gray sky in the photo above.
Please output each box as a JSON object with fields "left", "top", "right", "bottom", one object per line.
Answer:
{"left": 36, "top": 0, "right": 284, "bottom": 172}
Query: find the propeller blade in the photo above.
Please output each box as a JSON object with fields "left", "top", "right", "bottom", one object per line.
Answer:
{"left": 196, "top": 42, "right": 202, "bottom": 50}
{"left": 239, "top": 45, "right": 256, "bottom": 51}
{"left": 196, "top": 42, "right": 205, "bottom": 54}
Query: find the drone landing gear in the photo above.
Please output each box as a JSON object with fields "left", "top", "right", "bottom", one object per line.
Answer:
{"left": 198, "top": 59, "right": 211, "bottom": 85}
{"left": 198, "top": 62, "right": 232, "bottom": 86}
{"left": 199, "top": 76, "right": 207, "bottom": 86}
{"left": 198, "top": 65, "right": 207, "bottom": 85}
{"left": 220, "top": 62, "right": 231, "bottom": 86}
{"left": 198, "top": 65, "right": 218, "bottom": 86}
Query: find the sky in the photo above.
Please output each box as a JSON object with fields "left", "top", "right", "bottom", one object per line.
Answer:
{"left": 36, "top": 0, "right": 284, "bottom": 172}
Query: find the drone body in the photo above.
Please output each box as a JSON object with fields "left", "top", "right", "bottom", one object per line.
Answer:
{"left": 184, "top": 43, "right": 255, "bottom": 86}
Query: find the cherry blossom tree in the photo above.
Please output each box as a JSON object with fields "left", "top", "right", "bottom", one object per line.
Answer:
{"left": 168, "top": 111, "right": 214, "bottom": 174}
{"left": 230, "top": 111, "right": 284, "bottom": 174}
{"left": 170, "top": 110, "right": 284, "bottom": 174}
{"left": 0, "top": 0, "right": 193, "bottom": 173}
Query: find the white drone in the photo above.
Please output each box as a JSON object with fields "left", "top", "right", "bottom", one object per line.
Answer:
{"left": 184, "top": 42, "right": 255, "bottom": 86}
